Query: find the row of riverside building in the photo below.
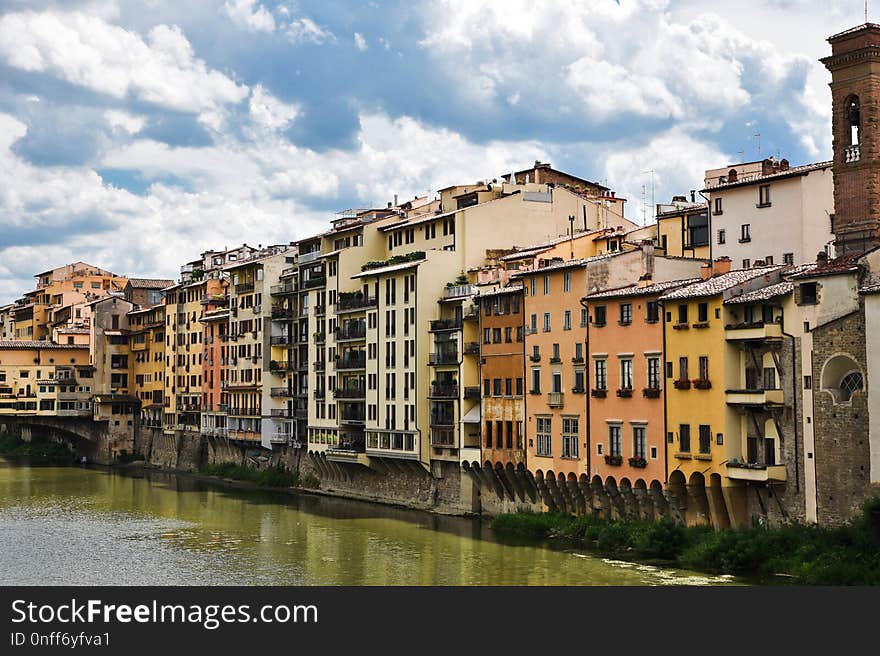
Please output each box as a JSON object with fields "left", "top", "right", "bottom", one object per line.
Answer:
{"left": 2, "top": 23, "right": 880, "bottom": 527}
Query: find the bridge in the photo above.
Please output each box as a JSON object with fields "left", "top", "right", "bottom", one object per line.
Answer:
{"left": 0, "top": 415, "right": 135, "bottom": 464}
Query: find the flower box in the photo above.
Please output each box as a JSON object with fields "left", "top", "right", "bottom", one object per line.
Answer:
{"left": 692, "top": 379, "right": 712, "bottom": 390}
{"left": 604, "top": 454, "right": 622, "bottom": 466}
{"left": 616, "top": 388, "right": 633, "bottom": 398}
{"left": 590, "top": 389, "right": 607, "bottom": 398}
{"left": 629, "top": 456, "right": 647, "bottom": 468}
{"left": 642, "top": 387, "right": 661, "bottom": 398}
{"left": 673, "top": 379, "right": 691, "bottom": 390}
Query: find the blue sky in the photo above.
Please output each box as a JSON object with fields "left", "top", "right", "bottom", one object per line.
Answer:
{"left": 0, "top": 0, "right": 866, "bottom": 300}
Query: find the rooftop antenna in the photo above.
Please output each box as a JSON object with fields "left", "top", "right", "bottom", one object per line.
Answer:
{"left": 753, "top": 130, "right": 762, "bottom": 156}
{"left": 737, "top": 148, "right": 745, "bottom": 162}
{"left": 642, "top": 169, "right": 655, "bottom": 225}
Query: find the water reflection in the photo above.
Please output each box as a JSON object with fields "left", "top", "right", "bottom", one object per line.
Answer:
{"left": 0, "top": 457, "right": 738, "bottom": 586}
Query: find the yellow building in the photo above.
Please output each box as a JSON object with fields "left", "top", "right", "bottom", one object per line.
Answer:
{"left": 660, "top": 261, "right": 784, "bottom": 527}
{"left": 128, "top": 304, "right": 167, "bottom": 428}
{"left": 655, "top": 199, "right": 711, "bottom": 260}
{"left": 0, "top": 341, "right": 92, "bottom": 417}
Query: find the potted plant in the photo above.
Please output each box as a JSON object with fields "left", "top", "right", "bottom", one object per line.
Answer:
{"left": 629, "top": 456, "right": 648, "bottom": 468}
{"left": 604, "top": 454, "right": 622, "bottom": 466}
{"left": 673, "top": 379, "right": 691, "bottom": 390}
{"left": 692, "top": 378, "right": 712, "bottom": 390}
{"left": 642, "top": 387, "right": 661, "bottom": 398}
{"left": 591, "top": 389, "right": 607, "bottom": 398}
{"left": 616, "top": 388, "right": 633, "bottom": 398}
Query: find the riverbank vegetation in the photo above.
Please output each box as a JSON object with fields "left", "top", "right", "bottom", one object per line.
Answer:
{"left": 0, "top": 431, "right": 74, "bottom": 462}
{"left": 492, "top": 499, "right": 880, "bottom": 585}
{"left": 202, "top": 462, "right": 299, "bottom": 488}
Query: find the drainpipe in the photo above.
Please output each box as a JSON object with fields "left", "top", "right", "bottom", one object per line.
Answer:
{"left": 779, "top": 305, "right": 801, "bottom": 494}
{"left": 579, "top": 297, "right": 591, "bottom": 480}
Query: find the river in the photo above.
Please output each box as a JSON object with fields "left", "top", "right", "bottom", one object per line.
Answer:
{"left": 0, "top": 457, "right": 739, "bottom": 586}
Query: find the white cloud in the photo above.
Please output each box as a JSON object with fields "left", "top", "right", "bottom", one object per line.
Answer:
{"left": 354, "top": 32, "right": 367, "bottom": 51}
{"left": 104, "top": 109, "right": 146, "bottom": 135}
{"left": 247, "top": 85, "right": 300, "bottom": 132}
{"left": 0, "top": 11, "right": 249, "bottom": 121}
{"left": 223, "top": 0, "right": 276, "bottom": 33}
{"left": 602, "top": 127, "right": 729, "bottom": 225}
{"left": 285, "top": 18, "right": 335, "bottom": 44}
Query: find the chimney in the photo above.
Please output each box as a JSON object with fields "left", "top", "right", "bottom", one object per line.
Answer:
{"left": 700, "top": 262, "right": 713, "bottom": 280}
{"left": 779, "top": 158, "right": 790, "bottom": 171}
{"left": 394, "top": 194, "right": 398, "bottom": 206}
{"left": 713, "top": 256, "right": 732, "bottom": 276}
{"left": 641, "top": 240, "right": 655, "bottom": 279}
{"left": 816, "top": 250, "right": 829, "bottom": 267}
{"left": 690, "top": 190, "right": 696, "bottom": 202}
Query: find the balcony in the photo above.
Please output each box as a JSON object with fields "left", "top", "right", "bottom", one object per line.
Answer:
{"left": 463, "top": 342, "right": 480, "bottom": 356}
{"left": 571, "top": 356, "right": 585, "bottom": 363}
{"left": 462, "top": 305, "right": 479, "bottom": 321}
{"left": 271, "top": 307, "right": 295, "bottom": 320}
{"left": 313, "top": 332, "right": 326, "bottom": 344}
{"left": 463, "top": 386, "right": 481, "bottom": 400}
{"left": 340, "top": 408, "right": 365, "bottom": 424}
{"left": 269, "top": 361, "right": 292, "bottom": 374}
{"left": 270, "top": 335, "right": 293, "bottom": 346}
{"left": 314, "top": 304, "right": 326, "bottom": 316}
{"left": 429, "top": 318, "right": 462, "bottom": 332}
{"left": 336, "top": 294, "right": 377, "bottom": 313}
{"left": 726, "top": 462, "right": 787, "bottom": 482}
{"left": 298, "top": 250, "right": 322, "bottom": 264}
{"left": 429, "top": 412, "right": 456, "bottom": 428}
{"left": 428, "top": 351, "right": 458, "bottom": 366}
{"left": 529, "top": 354, "right": 541, "bottom": 362}
{"left": 336, "top": 326, "right": 367, "bottom": 341}
{"left": 430, "top": 429, "right": 456, "bottom": 447}
{"left": 234, "top": 282, "right": 254, "bottom": 294}
{"left": 443, "top": 284, "right": 476, "bottom": 299}
{"left": 270, "top": 408, "right": 295, "bottom": 418}
{"left": 270, "top": 387, "right": 292, "bottom": 397}
{"left": 270, "top": 282, "right": 297, "bottom": 296}
{"left": 313, "top": 360, "right": 327, "bottom": 372}
{"left": 547, "top": 392, "right": 564, "bottom": 407}
{"left": 326, "top": 438, "right": 367, "bottom": 463}
{"left": 335, "top": 354, "right": 367, "bottom": 371}
{"left": 845, "top": 143, "right": 861, "bottom": 163}
{"left": 725, "top": 389, "right": 785, "bottom": 406}
{"left": 302, "top": 276, "right": 326, "bottom": 290}
{"left": 334, "top": 387, "right": 366, "bottom": 399}
{"left": 313, "top": 389, "right": 326, "bottom": 400}
{"left": 724, "top": 322, "right": 783, "bottom": 341}
{"left": 366, "top": 433, "right": 420, "bottom": 461}
{"left": 430, "top": 382, "right": 459, "bottom": 398}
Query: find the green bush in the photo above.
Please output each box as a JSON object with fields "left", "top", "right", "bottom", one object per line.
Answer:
{"left": 202, "top": 463, "right": 298, "bottom": 488}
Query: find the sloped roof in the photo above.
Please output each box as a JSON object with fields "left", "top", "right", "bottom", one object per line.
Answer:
{"left": 725, "top": 281, "right": 794, "bottom": 305}
{"left": 583, "top": 278, "right": 700, "bottom": 301}
{"left": 127, "top": 278, "right": 174, "bottom": 289}
{"left": 703, "top": 161, "right": 831, "bottom": 192}
{"left": 0, "top": 340, "right": 88, "bottom": 349}
{"left": 660, "top": 266, "right": 781, "bottom": 301}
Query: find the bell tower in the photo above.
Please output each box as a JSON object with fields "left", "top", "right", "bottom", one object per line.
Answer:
{"left": 822, "top": 23, "right": 880, "bottom": 254}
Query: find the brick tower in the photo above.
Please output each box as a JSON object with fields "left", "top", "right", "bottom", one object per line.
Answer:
{"left": 822, "top": 24, "right": 880, "bottom": 254}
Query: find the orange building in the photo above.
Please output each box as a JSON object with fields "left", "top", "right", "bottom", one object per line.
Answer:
{"left": 200, "top": 278, "right": 229, "bottom": 437}
{"left": 519, "top": 261, "right": 589, "bottom": 481}
{"left": 583, "top": 278, "right": 697, "bottom": 512}
{"left": 477, "top": 286, "right": 525, "bottom": 467}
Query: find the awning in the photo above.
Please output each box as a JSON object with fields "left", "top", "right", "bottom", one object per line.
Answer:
{"left": 461, "top": 405, "right": 481, "bottom": 424}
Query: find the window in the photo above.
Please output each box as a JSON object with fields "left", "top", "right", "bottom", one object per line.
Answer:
{"left": 619, "top": 303, "right": 632, "bottom": 325}
{"left": 594, "top": 359, "right": 607, "bottom": 390}
{"left": 580, "top": 308, "right": 588, "bottom": 327}
{"left": 740, "top": 224, "right": 751, "bottom": 242}
{"left": 619, "top": 359, "right": 633, "bottom": 390}
{"left": 609, "top": 425, "right": 622, "bottom": 456}
{"left": 563, "top": 271, "right": 571, "bottom": 292}
{"left": 765, "top": 255, "right": 774, "bottom": 265}
{"left": 646, "top": 301, "right": 659, "bottom": 323}
{"left": 743, "top": 259, "right": 751, "bottom": 269}
{"left": 562, "top": 418, "right": 579, "bottom": 459}
{"left": 530, "top": 314, "right": 537, "bottom": 333}
{"left": 505, "top": 378, "right": 512, "bottom": 396}
{"left": 647, "top": 357, "right": 660, "bottom": 389}
{"left": 679, "top": 357, "right": 689, "bottom": 381}
{"left": 713, "top": 197, "right": 722, "bottom": 215}
{"left": 574, "top": 342, "right": 583, "bottom": 361}
{"left": 552, "top": 343, "right": 560, "bottom": 362}
{"left": 687, "top": 212, "right": 709, "bottom": 247}
{"left": 530, "top": 278, "right": 536, "bottom": 297}
{"left": 698, "top": 425, "right": 711, "bottom": 454}
{"left": 764, "top": 367, "right": 777, "bottom": 390}
{"left": 516, "top": 378, "right": 523, "bottom": 396}
{"left": 699, "top": 356, "right": 709, "bottom": 380}
{"left": 493, "top": 378, "right": 503, "bottom": 396}
{"left": 563, "top": 310, "right": 571, "bottom": 331}
{"left": 677, "top": 304, "right": 688, "bottom": 325}
{"left": 484, "top": 379, "right": 491, "bottom": 397}
{"left": 697, "top": 302, "right": 708, "bottom": 323}
{"left": 536, "top": 418, "right": 552, "bottom": 456}
{"left": 804, "top": 375, "right": 812, "bottom": 390}
{"left": 846, "top": 94, "right": 861, "bottom": 146}
{"left": 543, "top": 313, "right": 551, "bottom": 332}
{"left": 783, "top": 252, "right": 794, "bottom": 265}
{"left": 718, "top": 229, "right": 726, "bottom": 245}
{"left": 543, "top": 275, "right": 550, "bottom": 295}
{"left": 799, "top": 283, "right": 818, "bottom": 305}
{"left": 679, "top": 424, "right": 691, "bottom": 452}
{"left": 593, "top": 305, "right": 607, "bottom": 326}
{"left": 573, "top": 369, "right": 585, "bottom": 392}
{"left": 633, "top": 426, "right": 646, "bottom": 459}
{"left": 758, "top": 185, "right": 771, "bottom": 207}
{"left": 485, "top": 421, "right": 493, "bottom": 448}
{"left": 531, "top": 368, "right": 541, "bottom": 394}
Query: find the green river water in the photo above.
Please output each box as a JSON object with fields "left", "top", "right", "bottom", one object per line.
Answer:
{"left": 0, "top": 457, "right": 739, "bottom": 586}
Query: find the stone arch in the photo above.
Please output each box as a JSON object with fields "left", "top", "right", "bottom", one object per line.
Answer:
{"left": 707, "top": 472, "right": 731, "bottom": 530}
{"left": 666, "top": 471, "right": 688, "bottom": 523}
{"left": 686, "top": 471, "right": 711, "bottom": 526}
{"left": 820, "top": 353, "right": 864, "bottom": 404}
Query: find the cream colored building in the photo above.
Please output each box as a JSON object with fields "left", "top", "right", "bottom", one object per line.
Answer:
{"left": 704, "top": 157, "right": 834, "bottom": 268}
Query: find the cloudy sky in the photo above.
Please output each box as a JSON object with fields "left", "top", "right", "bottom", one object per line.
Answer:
{"left": 0, "top": 0, "right": 865, "bottom": 301}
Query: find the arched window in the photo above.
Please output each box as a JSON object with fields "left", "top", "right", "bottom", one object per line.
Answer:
{"left": 821, "top": 354, "right": 864, "bottom": 404}
{"left": 846, "top": 95, "right": 860, "bottom": 146}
